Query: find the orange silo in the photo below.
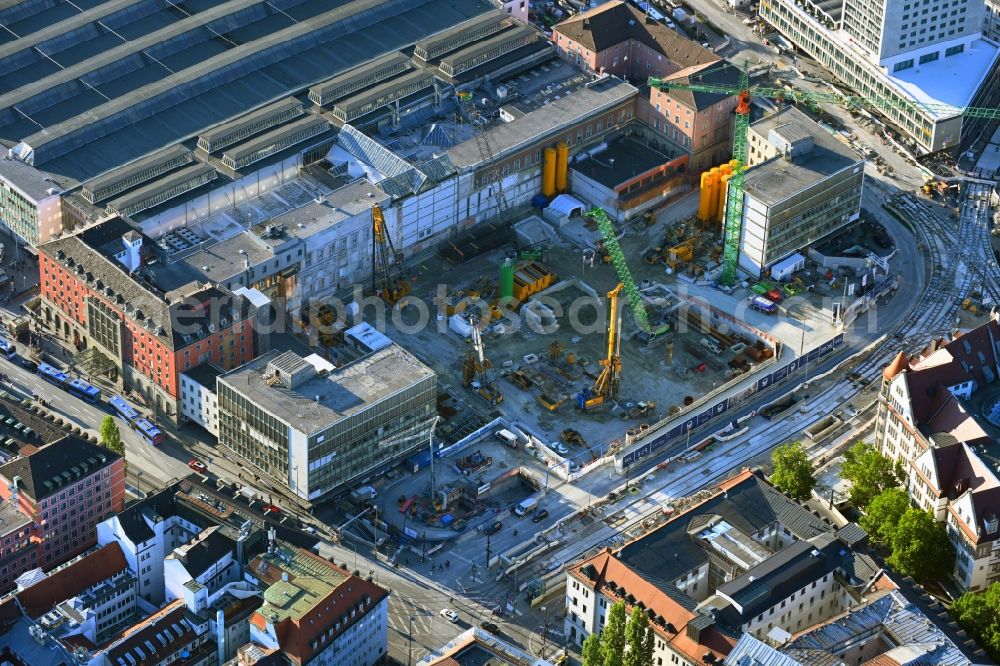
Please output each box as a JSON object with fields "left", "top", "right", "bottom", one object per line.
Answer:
{"left": 717, "top": 173, "right": 731, "bottom": 223}
{"left": 542, "top": 147, "right": 557, "bottom": 197}
{"left": 698, "top": 172, "right": 713, "bottom": 222}
{"left": 555, "top": 141, "right": 569, "bottom": 193}
{"left": 707, "top": 167, "right": 721, "bottom": 220}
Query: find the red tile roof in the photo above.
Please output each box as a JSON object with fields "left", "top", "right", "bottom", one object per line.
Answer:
{"left": 883, "top": 351, "right": 909, "bottom": 381}
{"left": 17, "top": 543, "right": 128, "bottom": 619}
{"left": 104, "top": 600, "right": 197, "bottom": 665}
{"left": 251, "top": 549, "right": 390, "bottom": 664}
{"left": 568, "top": 549, "right": 734, "bottom": 663}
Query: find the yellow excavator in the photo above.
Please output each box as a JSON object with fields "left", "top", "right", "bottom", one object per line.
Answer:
{"left": 577, "top": 283, "right": 623, "bottom": 410}
{"left": 372, "top": 204, "right": 411, "bottom": 306}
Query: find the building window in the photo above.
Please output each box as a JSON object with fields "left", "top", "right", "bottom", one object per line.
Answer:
{"left": 945, "top": 44, "right": 964, "bottom": 56}
{"left": 918, "top": 51, "right": 939, "bottom": 64}
{"left": 893, "top": 59, "right": 914, "bottom": 71}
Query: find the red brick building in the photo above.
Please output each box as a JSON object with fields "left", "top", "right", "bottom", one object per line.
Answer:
{"left": 38, "top": 216, "right": 257, "bottom": 422}
{"left": 0, "top": 437, "right": 125, "bottom": 592}
{"left": 552, "top": 1, "right": 738, "bottom": 172}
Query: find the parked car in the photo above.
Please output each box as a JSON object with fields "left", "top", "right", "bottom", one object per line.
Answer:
{"left": 484, "top": 520, "right": 503, "bottom": 536}
{"left": 440, "top": 609, "right": 459, "bottom": 623}
{"left": 188, "top": 459, "right": 208, "bottom": 473}
{"left": 481, "top": 622, "right": 502, "bottom": 636}
{"left": 532, "top": 509, "right": 550, "bottom": 523}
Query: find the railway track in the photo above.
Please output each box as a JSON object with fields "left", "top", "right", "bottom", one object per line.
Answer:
{"left": 850, "top": 182, "right": 998, "bottom": 384}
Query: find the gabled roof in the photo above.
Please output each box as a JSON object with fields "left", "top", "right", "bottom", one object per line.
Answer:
{"left": 568, "top": 549, "right": 734, "bottom": 663}
{"left": 883, "top": 351, "right": 909, "bottom": 381}
{"left": 661, "top": 61, "right": 742, "bottom": 110}
{"left": 553, "top": 1, "right": 718, "bottom": 70}
{"left": 616, "top": 470, "right": 829, "bottom": 595}
{"left": 0, "top": 436, "right": 119, "bottom": 502}
{"left": 103, "top": 600, "right": 195, "bottom": 665}
{"left": 17, "top": 543, "right": 128, "bottom": 619}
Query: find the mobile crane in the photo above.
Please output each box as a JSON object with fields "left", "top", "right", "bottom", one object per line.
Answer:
{"left": 648, "top": 63, "right": 1000, "bottom": 286}
{"left": 372, "top": 204, "right": 410, "bottom": 306}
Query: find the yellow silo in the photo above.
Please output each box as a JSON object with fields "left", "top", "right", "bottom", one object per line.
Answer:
{"left": 555, "top": 141, "right": 569, "bottom": 192}
{"left": 542, "top": 147, "right": 557, "bottom": 197}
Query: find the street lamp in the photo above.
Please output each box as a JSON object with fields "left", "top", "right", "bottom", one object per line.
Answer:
{"left": 408, "top": 616, "right": 415, "bottom": 666}
{"left": 540, "top": 605, "right": 549, "bottom": 658}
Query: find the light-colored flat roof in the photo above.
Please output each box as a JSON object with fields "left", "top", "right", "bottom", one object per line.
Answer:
{"left": 0, "top": 157, "right": 59, "bottom": 202}
{"left": 220, "top": 345, "right": 436, "bottom": 434}
{"left": 446, "top": 76, "right": 638, "bottom": 168}
{"left": 885, "top": 39, "right": 1000, "bottom": 118}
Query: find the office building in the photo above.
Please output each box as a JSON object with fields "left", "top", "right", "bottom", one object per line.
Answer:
{"left": 243, "top": 544, "right": 389, "bottom": 666}
{"left": 988, "top": 0, "right": 1000, "bottom": 41}
{"left": 0, "top": 158, "right": 73, "bottom": 248}
{"left": 38, "top": 216, "right": 259, "bottom": 422}
{"left": 760, "top": 0, "right": 1000, "bottom": 154}
{"left": 218, "top": 347, "right": 436, "bottom": 502}
{"left": 875, "top": 317, "right": 1000, "bottom": 591}
{"left": 738, "top": 106, "right": 865, "bottom": 277}
{"left": 0, "top": 437, "right": 125, "bottom": 592}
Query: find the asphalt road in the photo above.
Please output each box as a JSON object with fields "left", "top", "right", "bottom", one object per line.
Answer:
{"left": 0, "top": 352, "right": 191, "bottom": 486}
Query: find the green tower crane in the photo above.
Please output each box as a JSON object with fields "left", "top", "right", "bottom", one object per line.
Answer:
{"left": 586, "top": 207, "right": 667, "bottom": 338}
{"left": 649, "top": 64, "right": 1000, "bottom": 286}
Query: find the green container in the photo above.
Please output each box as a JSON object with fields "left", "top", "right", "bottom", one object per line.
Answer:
{"left": 500, "top": 258, "right": 515, "bottom": 300}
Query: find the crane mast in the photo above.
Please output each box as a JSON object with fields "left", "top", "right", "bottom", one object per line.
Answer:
{"left": 587, "top": 208, "right": 668, "bottom": 338}
{"left": 648, "top": 63, "right": 1000, "bottom": 284}
{"left": 372, "top": 204, "right": 410, "bottom": 306}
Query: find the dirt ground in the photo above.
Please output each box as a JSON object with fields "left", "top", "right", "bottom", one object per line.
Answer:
{"left": 374, "top": 193, "right": 840, "bottom": 459}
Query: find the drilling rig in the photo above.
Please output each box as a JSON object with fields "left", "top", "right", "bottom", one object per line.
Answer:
{"left": 371, "top": 204, "right": 410, "bottom": 306}
{"left": 462, "top": 315, "right": 503, "bottom": 406}
{"left": 576, "top": 283, "right": 623, "bottom": 411}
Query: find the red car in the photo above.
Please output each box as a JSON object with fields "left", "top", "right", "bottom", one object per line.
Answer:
{"left": 262, "top": 504, "right": 281, "bottom": 516}
{"left": 188, "top": 459, "right": 207, "bottom": 473}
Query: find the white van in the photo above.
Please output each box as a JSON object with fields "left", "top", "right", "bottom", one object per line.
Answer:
{"left": 495, "top": 429, "right": 519, "bottom": 448}
{"left": 514, "top": 497, "right": 538, "bottom": 516}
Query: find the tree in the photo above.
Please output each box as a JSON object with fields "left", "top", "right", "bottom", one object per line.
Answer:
{"left": 859, "top": 487, "right": 910, "bottom": 545}
{"left": 100, "top": 416, "right": 125, "bottom": 457}
{"left": 582, "top": 633, "right": 604, "bottom": 666}
{"left": 639, "top": 620, "right": 655, "bottom": 666}
{"left": 585, "top": 601, "right": 653, "bottom": 666}
{"left": 841, "top": 442, "right": 904, "bottom": 509}
{"left": 770, "top": 442, "right": 816, "bottom": 500}
{"left": 952, "top": 582, "right": 1000, "bottom": 662}
{"left": 623, "top": 608, "right": 652, "bottom": 666}
{"left": 887, "top": 508, "right": 955, "bottom": 582}
{"left": 601, "top": 601, "right": 627, "bottom": 666}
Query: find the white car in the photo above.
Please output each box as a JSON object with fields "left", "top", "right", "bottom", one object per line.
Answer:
{"left": 440, "top": 609, "right": 459, "bottom": 623}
